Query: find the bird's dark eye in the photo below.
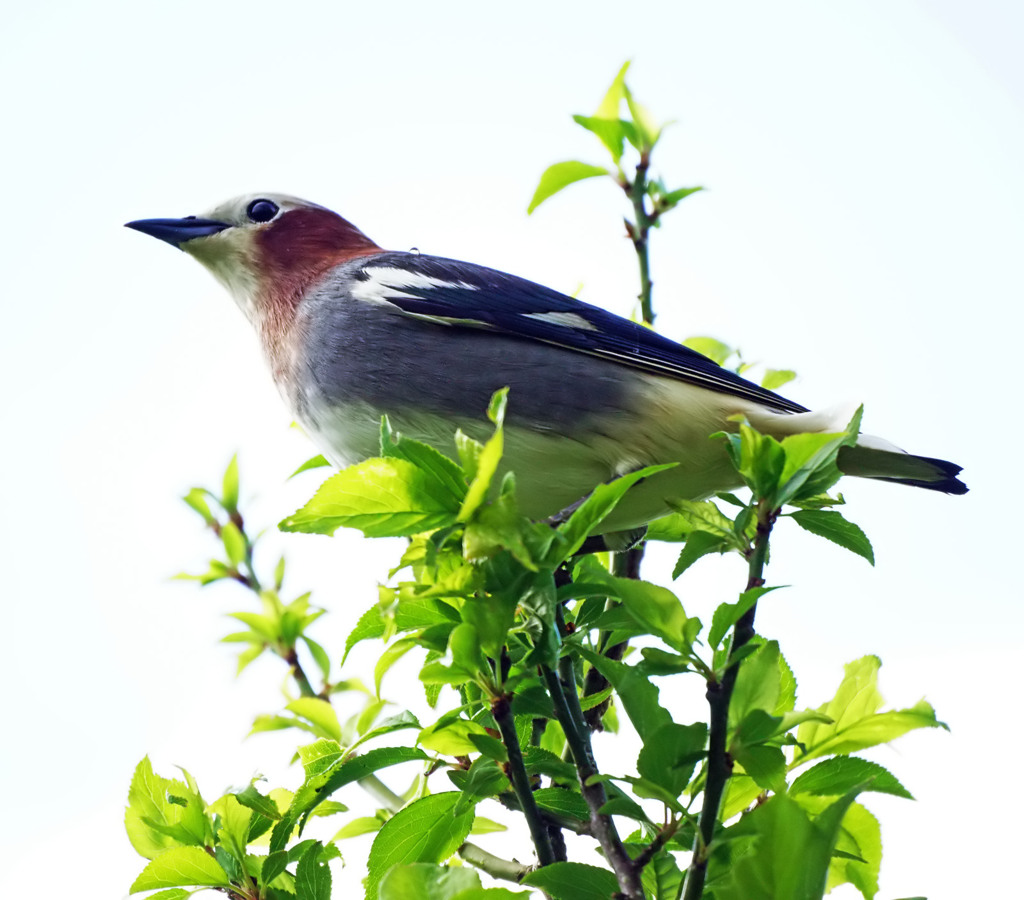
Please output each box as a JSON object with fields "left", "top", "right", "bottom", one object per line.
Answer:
{"left": 246, "top": 199, "right": 279, "bottom": 223}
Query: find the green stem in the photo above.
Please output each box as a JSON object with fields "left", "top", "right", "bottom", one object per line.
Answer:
{"left": 627, "top": 153, "right": 656, "bottom": 326}
{"left": 542, "top": 652, "right": 643, "bottom": 899}
{"left": 492, "top": 693, "right": 558, "bottom": 866}
{"left": 283, "top": 647, "right": 317, "bottom": 698}
{"left": 681, "top": 499, "right": 776, "bottom": 900}
{"left": 457, "top": 840, "right": 533, "bottom": 883}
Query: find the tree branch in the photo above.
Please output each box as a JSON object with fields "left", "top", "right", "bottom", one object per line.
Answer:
{"left": 492, "top": 693, "right": 558, "bottom": 866}
{"left": 682, "top": 499, "right": 776, "bottom": 900}
{"left": 542, "top": 644, "right": 644, "bottom": 899}
{"left": 457, "top": 840, "right": 533, "bottom": 883}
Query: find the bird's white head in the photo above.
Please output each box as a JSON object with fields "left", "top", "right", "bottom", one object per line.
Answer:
{"left": 126, "top": 193, "right": 382, "bottom": 325}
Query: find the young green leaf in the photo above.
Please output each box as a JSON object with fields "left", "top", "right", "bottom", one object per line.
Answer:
{"left": 672, "top": 529, "right": 732, "bottom": 579}
{"left": 365, "top": 793, "right": 475, "bottom": 900}
{"left": 636, "top": 722, "right": 707, "bottom": 796}
{"left": 295, "top": 841, "right": 332, "bottom": 900}
{"left": 682, "top": 336, "right": 733, "bottom": 366}
{"left": 125, "top": 758, "right": 209, "bottom": 859}
{"left": 522, "top": 862, "right": 619, "bottom": 900}
{"left": 761, "top": 368, "right": 796, "bottom": 391}
{"left": 796, "top": 656, "right": 947, "bottom": 762}
{"left": 709, "top": 586, "right": 779, "bottom": 651}
{"left": 791, "top": 757, "right": 913, "bottom": 800}
{"left": 290, "top": 454, "right": 331, "bottom": 478}
{"left": 552, "top": 464, "right": 676, "bottom": 561}
{"left": 572, "top": 114, "right": 632, "bottom": 163}
{"left": 130, "top": 846, "right": 231, "bottom": 892}
{"left": 380, "top": 419, "right": 468, "bottom": 503}
{"left": 711, "top": 790, "right": 865, "bottom": 900}
{"left": 221, "top": 455, "right": 239, "bottom": 513}
{"left": 527, "top": 161, "right": 610, "bottom": 214}
{"left": 790, "top": 509, "right": 874, "bottom": 565}
{"left": 281, "top": 457, "right": 461, "bottom": 537}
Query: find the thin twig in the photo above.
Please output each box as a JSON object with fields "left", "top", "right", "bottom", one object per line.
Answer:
{"left": 681, "top": 499, "right": 776, "bottom": 900}
{"left": 541, "top": 605, "right": 644, "bottom": 899}
{"left": 631, "top": 817, "right": 682, "bottom": 872}
{"left": 457, "top": 840, "right": 533, "bottom": 883}
{"left": 492, "top": 693, "right": 558, "bottom": 866}
{"left": 624, "top": 151, "right": 656, "bottom": 325}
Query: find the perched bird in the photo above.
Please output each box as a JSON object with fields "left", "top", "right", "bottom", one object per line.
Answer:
{"left": 126, "top": 194, "right": 966, "bottom": 530}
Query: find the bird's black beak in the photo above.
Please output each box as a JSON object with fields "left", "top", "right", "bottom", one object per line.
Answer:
{"left": 125, "top": 216, "right": 232, "bottom": 249}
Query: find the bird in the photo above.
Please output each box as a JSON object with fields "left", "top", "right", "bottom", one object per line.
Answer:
{"left": 126, "top": 193, "right": 966, "bottom": 531}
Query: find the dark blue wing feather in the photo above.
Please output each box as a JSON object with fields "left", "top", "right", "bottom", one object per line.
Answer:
{"left": 354, "top": 251, "right": 808, "bottom": 414}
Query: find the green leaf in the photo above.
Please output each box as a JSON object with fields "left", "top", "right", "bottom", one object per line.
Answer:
{"left": 449, "top": 757, "right": 506, "bottom": 811}
{"left": 683, "top": 336, "right": 733, "bottom": 366}
{"left": 522, "top": 862, "right": 619, "bottom": 899}
{"left": 462, "top": 490, "right": 536, "bottom": 571}
{"left": 378, "top": 862, "right": 529, "bottom": 899}
{"left": 639, "top": 850, "right": 684, "bottom": 900}
{"left": 572, "top": 114, "right": 631, "bottom": 163}
{"left": 595, "top": 61, "right": 630, "bottom": 119}
{"left": 365, "top": 794, "right": 475, "bottom": 900}
{"left": 527, "top": 161, "right": 609, "bottom": 214}
{"left": 287, "top": 698, "right": 342, "bottom": 742}
{"left": 824, "top": 800, "right": 882, "bottom": 898}
{"left": 553, "top": 464, "right": 676, "bottom": 561}
{"left": 732, "top": 742, "right": 786, "bottom": 792}
{"left": 461, "top": 583, "right": 520, "bottom": 661}
{"left": 775, "top": 409, "right": 862, "bottom": 506}
{"left": 657, "top": 185, "right": 703, "bottom": 210}
{"left": 130, "top": 846, "right": 230, "bottom": 892}
{"left": 458, "top": 391, "right": 507, "bottom": 521}
{"left": 221, "top": 455, "right": 239, "bottom": 512}
{"left": 298, "top": 739, "right": 344, "bottom": 780}
{"left": 343, "top": 600, "right": 387, "bottom": 664}
{"left": 183, "top": 488, "right": 215, "bottom": 524}
{"left": 580, "top": 651, "right": 671, "bottom": 742}
{"left": 303, "top": 635, "right": 332, "bottom": 683}
{"left": 276, "top": 746, "right": 429, "bottom": 851}
{"left": 281, "top": 457, "right": 461, "bottom": 537}
{"left": 532, "top": 787, "right": 590, "bottom": 824}
{"left": 709, "top": 586, "right": 777, "bottom": 650}
{"left": 761, "top": 368, "right": 796, "bottom": 391}
{"left": 721, "top": 421, "right": 787, "bottom": 501}
{"left": 796, "top": 656, "right": 947, "bottom": 762}
{"left": 378, "top": 863, "right": 480, "bottom": 900}
{"left": 711, "top": 790, "right": 865, "bottom": 900}
{"left": 124, "top": 758, "right": 209, "bottom": 858}
{"left": 584, "top": 569, "right": 691, "bottom": 653}
{"left": 333, "top": 816, "right": 385, "bottom": 841}
{"left": 729, "top": 640, "right": 787, "bottom": 730}
{"left": 352, "top": 710, "right": 422, "bottom": 750}
{"left": 636, "top": 722, "right": 707, "bottom": 796}
{"left": 419, "top": 717, "right": 490, "bottom": 756}
{"left": 790, "top": 509, "right": 874, "bottom": 565}
{"left": 290, "top": 453, "right": 331, "bottom": 477}
{"left": 209, "top": 793, "right": 252, "bottom": 861}
{"left": 137, "top": 891, "right": 191, "bottom": 900}
{"left": 791, "top": 757, "right": 913, "bottom": 800}
{"left": 381, "top": 419, "right": 468, "bottom": 503}
{"left": 672, "top": 529, "right": 731, "bottom": 578}
{"left": 261, "top": 849, "right": 290, "bottom": 887}
{"left": 295, "top": 841, "right": 332, "bottom": 900}
{"left": 220, "top": 521, "right": 246, "bottom": 567}
{"left": 234, "top": 782, "right": 282, "bottom": 820}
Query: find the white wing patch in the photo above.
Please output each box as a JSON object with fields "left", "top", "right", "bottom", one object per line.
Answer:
{"left": 522, "top": 311, "right": 599, "bottom": 331}
{"left": 352, "top": 266, "right": 479, "bottom": 305}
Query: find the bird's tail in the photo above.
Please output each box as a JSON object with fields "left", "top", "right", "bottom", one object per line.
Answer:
{"left": 837, "top": 437, "right": 968, "bottom": 494}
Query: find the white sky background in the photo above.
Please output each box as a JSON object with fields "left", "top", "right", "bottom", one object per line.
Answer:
{"left": 1, "top": 1, "right": 1020, "bottom": 896}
